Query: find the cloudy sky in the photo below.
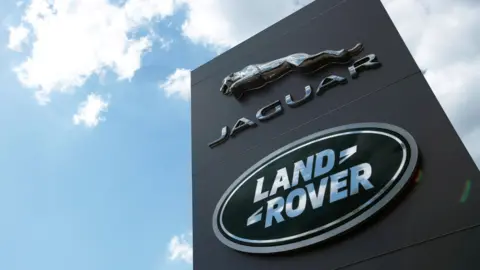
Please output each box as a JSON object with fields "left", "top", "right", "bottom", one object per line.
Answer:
{"left": 0, "top": 0, "right": 478, "bottom": 269}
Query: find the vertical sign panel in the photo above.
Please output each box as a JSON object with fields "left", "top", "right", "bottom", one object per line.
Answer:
{"left": 191, "top": 0, "right": 480, "bottom": 269}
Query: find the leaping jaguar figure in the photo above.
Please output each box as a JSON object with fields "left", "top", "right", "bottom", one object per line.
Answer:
{"left": 220, "top": 43, "right": 364, "bottom": 100}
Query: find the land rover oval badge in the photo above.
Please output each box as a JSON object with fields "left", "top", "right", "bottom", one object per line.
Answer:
{"left": 212, "top": 123, "right": 419, "bottom": 254}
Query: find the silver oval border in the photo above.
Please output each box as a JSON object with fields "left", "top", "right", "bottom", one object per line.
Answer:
{"left": 220, "top": 129, "right": 407, "bottom": 244}
{"left": 211, "top": 122, "right": 419, "bottom": 254}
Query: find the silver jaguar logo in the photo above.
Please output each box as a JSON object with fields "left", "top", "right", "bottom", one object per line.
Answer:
{"left": 220, "top": 43, "right": 364, "bottom": 100}
{"left": 210, "top": 43, "right": 382, "bottom": 149}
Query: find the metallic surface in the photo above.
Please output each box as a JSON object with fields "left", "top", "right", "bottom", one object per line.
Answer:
{"left": 208, "top": 126, "right": 229, "bottom": 149}
{"left": 285, "top": 85, "right": 314, "bottom": 108}
{"left": 256, "top": 100, "right": 283, "bottom": 122}
{"left": 220, "top": 43, "right": 363, "bottom": 100}
{"left": 349, "top": 54, "right": 382, "bottom": 78}
{"left": 230, "top": 118, "right": 257, "bottom": 137}
{"left": 285, "top": 188, "right": 308, "bottom": 218}
{"left": 330, "top": 170, "right": 349, "bottom": 203}
{"left": 350, "top": 163, "right": 374, "bottom": 195}
{"left": 316, "top": 75, "right": 348, "bottom": 95}
{"left": 291, "top": 155, "right": 314, "bottom": 186}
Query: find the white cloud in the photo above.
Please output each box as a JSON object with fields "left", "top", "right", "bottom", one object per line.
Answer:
{"left": 7, "top": 24, "right": 29, "bottom": 52}
{"left": 168, "top": 232, "right": 193, "bottom": 264}
{"left": 8, "top": 0, "right": 176, "bottom": 104}
{"left": 175, "top": 0, "right": 314, "bottom": 51}
{"left": 158, "top": 37, "right": 174, "bottom": 51}
{"left": 73, "top": 93, "right": 109, "bottom": 128}
{"left": 382, "top": 0, "right": 480, "bottom": 167}
{"left": 159, "top": 68, "right": 191, "bottom": 101}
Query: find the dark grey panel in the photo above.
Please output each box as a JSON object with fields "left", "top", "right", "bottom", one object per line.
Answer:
{"left": 191, "top": 0, "right": 420, "bottom": 175}
{"left": 192, "top": 73, "right": 480, "bottom": 269}
{"left": 342, "top": 226, "right": 480, "bottom": 270}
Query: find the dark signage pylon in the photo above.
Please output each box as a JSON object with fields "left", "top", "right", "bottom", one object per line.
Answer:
{"left": 191, "top": 0, "right": 480, "bottom": 269}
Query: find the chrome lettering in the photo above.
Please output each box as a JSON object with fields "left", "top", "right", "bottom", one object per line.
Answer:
{"left": 285, "top": 188, "right": 307, "bottom": 218}
{"left": 265, "top": 197, "right": 285, "bottom": 228}
{"left": 230, "top": 117, "right": 257, "bottom": 137}
{"left": 291, "top": 155, "right": 314, "bottom": 187}
{"left": 349, "top": 54, "right": 382, "bottom": 79}
{"left": 316, "top": 75, "right": 347, "bottom": 96}
{"left": 208, "top": 126, "right": 229, "bottom": 148}
{"left": 329, "top": 170, "right": 349, "bottom": 203}
{"left": 350, "top": 163, "right": 374, "bottom": 195}
{"left": 247, "top": 147, "right": 377, "bottom": 228}
{"left": 254, "top": 177, "right": 269, "bottom": 203}
{"left": 306, "top": 176, "right": 329, "bottom": 209}
{"left": 256, "top": 100, "right": 283, "bottom": 122}
{"left": 270, "top": 168, "right": 291, "bottom": 197}
{"left": 314, "top": 149, "right": 335, "bottom": 178}
{"left": 285, "top": 85, "right": 314, "bottom": 108}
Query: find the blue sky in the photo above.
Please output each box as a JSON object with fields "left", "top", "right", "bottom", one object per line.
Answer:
{"left": 0, "top": 0, "right": 479, "bottom": 270}
{"left": 0, "top": 1, "right": 210, "bottom": 270}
